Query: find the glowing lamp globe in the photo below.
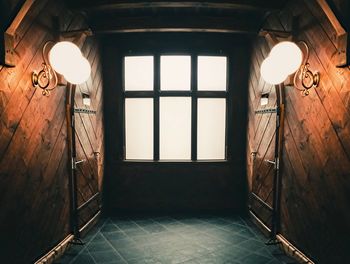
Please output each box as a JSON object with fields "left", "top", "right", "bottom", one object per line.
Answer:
{"left": 270, "top": 41, "right": 303, "bottom": 74}
{"left": 49, "top": 41, "right": 82, "bottom": 75}
{"left": 64, "top": 57, "right": 91, "bottom": 84}
{"left": 260, "top": 56, "right": 288, "bottom": 85}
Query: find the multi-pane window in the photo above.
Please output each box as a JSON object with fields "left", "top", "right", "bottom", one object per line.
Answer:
{"left": 124, "top": 54, "right": 228, "bottom": 161}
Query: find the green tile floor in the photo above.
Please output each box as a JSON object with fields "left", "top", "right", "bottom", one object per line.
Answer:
{"left": 55, "top": 215, "right": 297, "bottom": 264}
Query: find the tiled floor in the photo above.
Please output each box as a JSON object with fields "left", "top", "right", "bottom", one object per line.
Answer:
{"left": 56, "top": 215, "right": 296, "bottom": 264}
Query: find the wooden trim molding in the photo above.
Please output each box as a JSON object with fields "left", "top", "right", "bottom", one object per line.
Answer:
{"left": 34, "top": 234, "right": 74, "bottom": 264}
{"left": 315, "top": 0, "right": 348, "bottom": 67}
{"left": 249, "top": 210, "right": 315, "bottom": 264}
{"left": 73, "top": 1, "right": 283, "bottom": 13}
{"left": 1, "top": 0, "right": 92, "bottom": 67}
{"left": 2, "top": 0, "right": 36, "bottom": 66}
{"left": 276, "top": 234, "right": 315, "bottom": 264}
{"left": 34, "top": 211, "right": 101, "bottom": 264}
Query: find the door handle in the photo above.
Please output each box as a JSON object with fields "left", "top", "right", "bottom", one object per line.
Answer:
{"left": 75, "top": 159, "right": 85, "bottom": 165}
{"left": 264, "top": 159, "right": 275, "bottom": 165}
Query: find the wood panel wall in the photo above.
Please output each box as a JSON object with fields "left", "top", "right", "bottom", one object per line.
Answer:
{"left": 247, "top": 0, "right": 350, "bottom": 263}
{"left": 0, "top": 0, "right": 104, "bottom": 263}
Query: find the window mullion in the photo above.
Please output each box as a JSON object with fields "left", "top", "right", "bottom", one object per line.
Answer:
{"left": 154, "top": 55, "right": 160, "bottom": 161}
{"left": 191, "top": 55, "right": 198, "bottom": 161}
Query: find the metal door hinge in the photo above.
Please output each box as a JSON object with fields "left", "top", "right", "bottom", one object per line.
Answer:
{"left": 255, "top": 108, "right": 277, "bottom": 114}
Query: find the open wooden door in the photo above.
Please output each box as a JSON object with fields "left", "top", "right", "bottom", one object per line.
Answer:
{"left": 249, "top": 84, "right": 284, "bottom": 240}
{"left": 66, "top": 84, "right": 102, "bottom": 242}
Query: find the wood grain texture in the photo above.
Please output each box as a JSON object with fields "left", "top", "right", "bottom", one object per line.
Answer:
{"left": 0, "top": 0, "right": 104, "bottom": 263}
{"left": 247, "top": 0, "right": 350, "bottom": 263}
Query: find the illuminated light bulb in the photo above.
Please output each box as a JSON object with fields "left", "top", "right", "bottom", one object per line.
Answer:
{"left": 270, "top": 41, "right": 303, "bottom": 74}
{"left": 260, "top": 56, "right": 288, "bottom": 85}
{"left": 49, "top": 41, "right": 82, "bottom": 75}
{"left": 64, "top": 56, "right": 91, "bottom": 84}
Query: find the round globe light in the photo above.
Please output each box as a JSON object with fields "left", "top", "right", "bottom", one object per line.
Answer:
{"left": 64, "top": 57, "right": 91, "bottom": 84}
{"left": 48, "top": 41, "right": 82, "bottom": 75}
{"left": 260, "top": 56, "right": 288, "bottom": 85}
{"left": 270, "top": 41, "right": 303, "bottom": 75}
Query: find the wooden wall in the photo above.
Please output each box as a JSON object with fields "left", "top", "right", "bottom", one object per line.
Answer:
{"left": 247, "top": 0, "right": 350, "bottom": 263}
{"left": 0, "top": 0, "right": 104, "bottom": 263}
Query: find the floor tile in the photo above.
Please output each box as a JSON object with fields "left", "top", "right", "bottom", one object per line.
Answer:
{"left": 90, "top": 250, "right": 125, "bottom": 263}
{"left": 71, "top": 253, "right": 95, "bottom": 264}
{"left": 56, "top": 215, "right": 295, "bottom": 264}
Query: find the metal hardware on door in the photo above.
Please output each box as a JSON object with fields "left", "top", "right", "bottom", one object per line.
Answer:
{"left": 75, "top": 159, "right": 85, "bottom": 165}
{"left": 255, "top": 108, "right": 277, "bottom": 114}
{"left": 74, "top": 108, "right": 96, "bottom": 114}
{"left": 265, "top": 159, "right": 276, "bottom": 165}
{"left": 251, "top": 152, "right": 257, "bottom": 161}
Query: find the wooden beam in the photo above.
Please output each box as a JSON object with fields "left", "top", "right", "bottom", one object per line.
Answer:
{"left": 91, "top": 15, "right": 260, "bottom": 34}
{"left": 73, "top": 1, "right": 284, "bottom": 13}
{"left": 93, "top": 28, "right": 257, "bottom": 34}
{"left": 2, "top": 0, "right": 36, "bottom": 67}
{"left": 315, "top": 0, "right": 348, "bottom": 67}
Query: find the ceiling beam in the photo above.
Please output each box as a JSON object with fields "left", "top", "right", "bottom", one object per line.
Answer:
{"left": 90, "top": 15, "right": 260, "bottom": 34}
{"left": 71, "top": 1, "right": 283, "bottom": 13}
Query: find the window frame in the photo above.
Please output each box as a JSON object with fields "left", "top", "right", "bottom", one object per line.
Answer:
{"left": 122, "top": 52, "right": 229, "bottom": 162}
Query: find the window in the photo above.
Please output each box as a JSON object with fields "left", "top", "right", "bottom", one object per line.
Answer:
{"left": 123, "top": 55, "right": 228, "bottom": 161}
{"left": 160, "top": 97, "right": 192, "bottom": 160}
{"left": 125, "top": 98, "right": 153, "bottom": 159}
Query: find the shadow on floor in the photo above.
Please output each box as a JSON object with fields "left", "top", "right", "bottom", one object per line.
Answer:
{"left": 55, "top": 214, "right": 296, "bottom": 264}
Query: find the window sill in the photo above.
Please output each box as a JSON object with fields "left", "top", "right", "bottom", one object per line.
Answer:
{"left": 119, "top": 159, "right": 229, "bottom": 164}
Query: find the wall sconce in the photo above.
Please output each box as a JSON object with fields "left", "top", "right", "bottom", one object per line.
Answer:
{"left": 260, "top": 40, "right": 320, "bottom": 96}
{"left": 32, "top": 41, "right": 91, "bottom": 96}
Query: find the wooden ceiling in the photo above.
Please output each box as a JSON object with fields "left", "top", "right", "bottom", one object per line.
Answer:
{"left": 67, "top": 0, "right": 287, "bottom": 34}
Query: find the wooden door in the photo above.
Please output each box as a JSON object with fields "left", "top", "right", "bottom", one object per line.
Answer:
{"left": 66, "top": 84, "right": 102, "bottom": 239}
{"left": 74, "top": 112, "right": 100, "bottom": 230}
{"left": 250, "top": 85, "right": 284, "bottom": 236}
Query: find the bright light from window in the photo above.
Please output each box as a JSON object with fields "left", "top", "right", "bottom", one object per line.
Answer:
{"left": 161, "top": 56, "right": 191, "bottom": 90}
{"left": 160, "top": 97, "right": 191, "bottom": 160}
{"left": 125, "top": 98, "right": 153, "bottom": 159}
{"left": 198, "top": 56, "right": 227, "bottom": 91}
{"left": 125, "top": 56, "right": 154, "bottom": 91}
{"left": 197, "top": 98, "right": 226, "bottom": 160}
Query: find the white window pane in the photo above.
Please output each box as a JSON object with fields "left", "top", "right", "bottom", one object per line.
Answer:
{"left": 125, "top": 56, "right": 153, "bottom": 91}
{"left": 125, "top": 99, "right": 153, "bottom": 159}
{"left": 198, "top": 56, "right": 227, "bottom": 91}
{"left": 160, "top": 97, "right": 191, "bottom": 159}
{"left": 161, "top": 56, "right": 191, "bottom": 90}
{"left": 197, "top": 98, "right": 226, "bottom": 159}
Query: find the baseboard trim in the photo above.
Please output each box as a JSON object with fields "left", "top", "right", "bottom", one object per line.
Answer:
{"left": 34, "top": 234, "right": 74, "bottom": 264}
{"left": 249, "top": 210, "right": 314, "bottom": 264}
{"left": 276, "top": 234, "right": 315, "bottom": 264}
{"left": 35, "top": 210, "right": 101, "bottom": 264}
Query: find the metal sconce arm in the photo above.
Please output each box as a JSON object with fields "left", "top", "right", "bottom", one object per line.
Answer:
{"left": 32, "top": 41, "right": 58, "bottom": 96}
{"left": 260, "top": 28, "right": 320, "bottom": 96}
{"left": 31, "top": 26, "right": 92, "bottom": 96}
{"left": 293, "top": 41, "right": 320, "bottom": 96}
